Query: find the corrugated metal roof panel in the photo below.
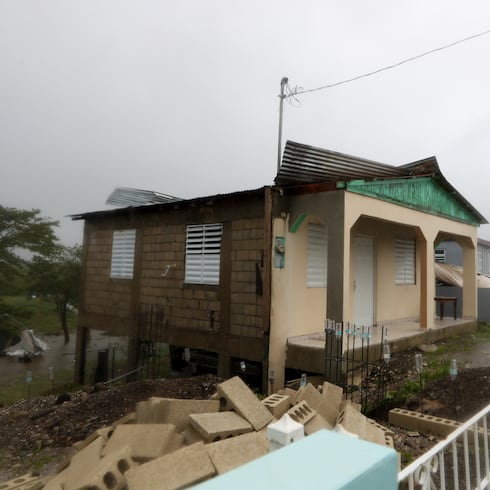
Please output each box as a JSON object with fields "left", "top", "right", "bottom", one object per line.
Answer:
{"left": 106, "top": 187, "right": 182, "bottom": 207}
{"left": 276, "top": 140, "right": 405, "bottom": 185}
{"left": 71, "top": 187, "right": 267, "bottom": 220}
{"left": 276, "top": 140, "right": 487, "bottom": 224}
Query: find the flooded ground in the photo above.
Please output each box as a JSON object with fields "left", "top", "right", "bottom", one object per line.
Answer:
{"left": 0, "top": 330, "right": 128, "bottom": 394}
{"left": 451, "top": 339, "right": 490, "bottom": 368}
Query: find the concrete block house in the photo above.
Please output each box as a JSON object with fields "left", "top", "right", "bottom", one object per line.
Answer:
{"left": 73, "top": 141, "right": 486, "bottom": 391}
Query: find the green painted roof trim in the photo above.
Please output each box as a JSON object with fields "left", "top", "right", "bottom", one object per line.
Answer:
{"left": 346, "top": 177, "right": 480, "bottom": 226}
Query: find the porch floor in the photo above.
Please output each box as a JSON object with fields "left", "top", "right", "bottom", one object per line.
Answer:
{"left": 286, "top": 317, "right": 478, "bottom": 373}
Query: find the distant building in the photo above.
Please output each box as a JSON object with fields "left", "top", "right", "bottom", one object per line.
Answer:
{"left": 436, "top": 238, "right": 490, "bottom": 275}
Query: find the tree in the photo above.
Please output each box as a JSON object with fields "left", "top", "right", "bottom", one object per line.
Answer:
{"left": 29, "top": 246, "right": 81, "bottom": 344}
{"left": 0, "top": 206, "right": 59, "bottom": 290}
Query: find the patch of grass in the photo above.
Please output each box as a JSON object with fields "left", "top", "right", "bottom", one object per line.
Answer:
{"left": 400, "top": 451, "right": 415, "bottom": 465}
{"left": 476, "top": 322, "right": 490, "bottom": 340}
{"left": 0, "top": 366, "right": 77, "bottom": 406}
{"left": 30, "top": 453, "right": 57, "bottom": 475}
{"left": 1, "top": 295, "right": 77, "bottom": 336}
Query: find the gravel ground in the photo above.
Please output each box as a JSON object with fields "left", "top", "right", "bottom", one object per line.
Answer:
{"left": 0, "top": 374, "right": 221, "bottom": 481}
{"left": 0, "top": 338, "right": 489, "bottom": 482}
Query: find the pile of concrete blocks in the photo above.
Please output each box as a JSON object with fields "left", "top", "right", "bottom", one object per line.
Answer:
{"left": 7, "top": 376, "right": 394, "bottom": 490}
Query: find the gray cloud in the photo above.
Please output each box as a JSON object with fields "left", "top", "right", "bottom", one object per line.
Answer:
{"left": 1, "top": 1, "right": 489, "bottom": 244}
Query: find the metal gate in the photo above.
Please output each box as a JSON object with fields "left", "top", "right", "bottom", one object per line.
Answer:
{"left": 324, "top": 319, "right": 390, "bottom": 410}
{"left": 134, "top": 303, "right": 168, "bottom": 379}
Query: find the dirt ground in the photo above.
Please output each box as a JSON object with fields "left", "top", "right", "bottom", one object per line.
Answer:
{"left": 0, "top": 338, "right": 489, "bottom": 482}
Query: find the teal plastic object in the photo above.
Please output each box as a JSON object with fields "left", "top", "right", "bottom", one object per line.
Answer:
{"left": 194, "top": 429, "right": 398, "bottom": 490}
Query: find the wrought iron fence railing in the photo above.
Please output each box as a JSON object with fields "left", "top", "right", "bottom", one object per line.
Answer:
{"left": 324, "top": 319, "right": 390, "bottom": 408}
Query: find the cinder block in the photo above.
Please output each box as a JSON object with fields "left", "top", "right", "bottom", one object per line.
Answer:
{"left": 43, "top": 471, "right": 66, "bottom": 490}
{"left": 135, "top": 398, "right": 158, "bottom": 423}
{"left": 287, "top": 400, "right": 317, "bottom": 425}
{"left": 336, "top": 403, "right": 366, "bottom": 438}
{"left": 366, "top": 418, "right": 396, "bottom": 448}
{"left": 321, "top": 381, "right": 343, "bottom": 411}
{"left": 164, "top": 431, "right": 186, "bottom": 454}
{"left": 290, "top": 386, "right": 306, "bottom": 406}
{"left": 0, "top": 473, "right": 42, "bottom": 489}
{"left": 189, "top": 411, "right": 252, "bottom": 442}
{"left": 101, "top": 424, "right": 175, "bottom": 462}
{"left": 283, "top": 387, "right": 298, "bottom": 399}
{"left": 389, "top": 408, "right": 461, "bottom": 437}
{"left": 183, "top": 424, "right": 206, "bottom": 445}
{"left": 73, "top": 445, "right": 135, "bottom": 490}
{"left": 267, "top": 413, "right": 305, "bottom": 451}
{"left": 71, "top": 426, "right": 112, "bottom": 452}
{"left": 136, "top": 397, "right": 220, "bottom": 432}
{"left": 217, "top": 377, "right": 273, "bottom": 430}
{"left": 340, "top": 400, "right": 362, "bottom": 412}
{"left": 261, "top": 393, "right": 291, "bottom": 418}
{"left": 364, "top": 417, "right": 389, "bottom": 446}
{"left": 63, "top": 436, "right": 106, "bottom": 489}
{"left": 304, "top": 414, "right": 333, "bottom": 435}
{"left": 206, "top": 431, "right": 269, "bottom": 474}
{"left": 113, "top": 411, "right": 136, "bottom": 426}
{"left": 335, "top": 403, "right": 391, "bottom": 447}
{"left": 297, "top": 383, "right": 338, "bottom": 426}
{"left": 125, "top": 441, "right": 216, "bottom": 490}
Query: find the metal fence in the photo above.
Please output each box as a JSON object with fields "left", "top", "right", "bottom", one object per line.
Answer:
{"left": 324, "top": 319, "right": 390, "bottom": 408}
{"left": 133, "top": 303, "right": 168, "bottom": 379}
{"left": 398, "top": 404, "right": 490, "bottom": 489}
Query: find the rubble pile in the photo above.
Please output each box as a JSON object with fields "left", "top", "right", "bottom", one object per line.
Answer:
{"left": 2, "top": 376, "right": 395, "bottom": 490}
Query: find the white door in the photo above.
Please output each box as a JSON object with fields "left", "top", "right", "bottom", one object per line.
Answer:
{"left": 354, "top": 236, "right": 375, "bottom": 326}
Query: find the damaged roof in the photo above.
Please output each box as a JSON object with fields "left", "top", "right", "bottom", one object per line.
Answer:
{"left": 72, "top": 140, "right": 486, "bottom": 225}
{"left": 276, "top": 140, "right": 487, "bottom": 224}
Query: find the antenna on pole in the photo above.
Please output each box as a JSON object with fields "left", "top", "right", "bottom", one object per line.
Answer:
{"left": 277, "top": 77, "right": 288, "bottom": 172}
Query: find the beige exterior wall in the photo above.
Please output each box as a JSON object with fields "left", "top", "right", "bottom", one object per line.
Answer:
{"left": 349, "top": 217, "right": 421, "bottom": 322}
{"left": 269, "top": 190, "right": 344, "bottom": 390}
{"left": 344, "top": 192, "right": 478, "bottom": 326}
{"left": 269, "top": 188, "right": 478, "bottom": 389}
{"left": 269, "top": 214, "right": 327, "bottom": 391}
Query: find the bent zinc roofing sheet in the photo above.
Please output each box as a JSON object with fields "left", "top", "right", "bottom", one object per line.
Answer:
{"left": 275, "top": 140, "right": 487, "bottom": 224}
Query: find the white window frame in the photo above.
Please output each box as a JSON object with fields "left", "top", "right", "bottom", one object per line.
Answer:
{"left": 110, "top": 229, "right": 136, "bottom": 279}
{"left": 307, "top": 223, "right": 328, "bottom": 287}
{"left": 395, "top": 239, "right": 415, "bottom": 286}
{"left": 185, "top": 223, "right": 223, "bottom": 285}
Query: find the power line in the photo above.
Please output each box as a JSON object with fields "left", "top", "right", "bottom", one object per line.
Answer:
{"left": 285, "top": 28, "right": 490, "bottom": 98}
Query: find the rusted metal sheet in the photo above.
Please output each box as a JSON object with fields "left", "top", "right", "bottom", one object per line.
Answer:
{"left": 276, "top": 140, "right": 405, "bottom": 185}
{"left": 276, "top": 140, "right": 487, "bottom": 224}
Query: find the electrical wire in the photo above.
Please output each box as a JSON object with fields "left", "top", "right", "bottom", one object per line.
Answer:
{"left": 285, "top": 28, "right": 490, "bottom": 98}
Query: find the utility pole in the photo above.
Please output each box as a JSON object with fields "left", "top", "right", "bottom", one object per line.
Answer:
{"left": 277, "top": 77, "right": 288, "bottom": 172}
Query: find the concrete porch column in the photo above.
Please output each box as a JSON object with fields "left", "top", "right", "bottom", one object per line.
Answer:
{"left": 461, "top": 238, "right": 477, "bottom": 319}
{"left": 418, "top": 228, "right": 436, "bottom": 329}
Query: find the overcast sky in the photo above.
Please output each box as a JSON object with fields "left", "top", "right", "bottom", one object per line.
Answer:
{"left": 2, "top": 1, "right": 490, "bottom": 245}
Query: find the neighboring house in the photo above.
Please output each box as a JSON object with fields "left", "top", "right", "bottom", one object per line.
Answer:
{"left": 436, "top": 238, "right": 490, "bottom": 275}
{"left": 72, "top": 140, "right": 486, "bottom": 391}
{"left": 435, "top": 238, "right": 490, "bottom": 322}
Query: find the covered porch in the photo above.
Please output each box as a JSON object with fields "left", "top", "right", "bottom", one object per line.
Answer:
{"left": 285, "top": 316, "right": 478, "bottom": 375}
